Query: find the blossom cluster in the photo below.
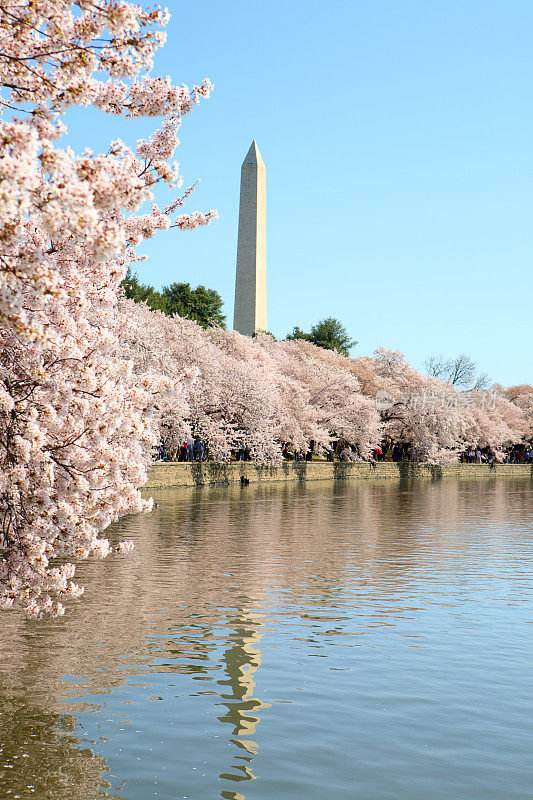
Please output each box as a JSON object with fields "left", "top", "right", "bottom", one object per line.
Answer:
{"left": 0, "top": 1, "right": 215, "bottom": 616}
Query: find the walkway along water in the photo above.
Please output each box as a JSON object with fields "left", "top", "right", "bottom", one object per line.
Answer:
{"left": 145, "top": 461, "right": 533, "bottom": 489}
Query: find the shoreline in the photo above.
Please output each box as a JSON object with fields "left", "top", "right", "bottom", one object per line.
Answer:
{"left": 145, "top": 461, "right": 533, "bottom": 489}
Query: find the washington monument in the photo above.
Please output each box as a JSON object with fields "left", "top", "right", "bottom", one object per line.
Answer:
{"left": 233, "top": 140, "right": 267, "bottom": 336}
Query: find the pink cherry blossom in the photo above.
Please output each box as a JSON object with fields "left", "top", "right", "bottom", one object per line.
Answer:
{"left": 121, "top": 305, "right": 530, "bottom": 469}
{"left": 0, "top": 1, "right": 215, "bottom": 616}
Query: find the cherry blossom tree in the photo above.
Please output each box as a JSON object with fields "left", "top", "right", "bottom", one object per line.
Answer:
{"left": 254, "top": 334, "right": 381, "bottom": 453}
{"left": 120, "top": 300, "right": 285, "bottom": 462}
{"left": 120, "top": 305, "right": 382, "bottom": 460}
{"left": 0, "top": 1, "right": 215, "bottom": 616}
{"left": 496, "top": 385, "right": 533, "bottom": 443}
{"left": 120, "top": 300, "right": 530, "bottom": 471}
{"left": 352, "top": 348, "right": 528, "bottom": 462}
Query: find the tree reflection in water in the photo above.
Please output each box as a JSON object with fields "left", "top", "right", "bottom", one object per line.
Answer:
{"left": 0, "top": 478, "right": 532, "bottom": 800}
{"left": 0, "top": 695, "right": 117, "bottom": 799}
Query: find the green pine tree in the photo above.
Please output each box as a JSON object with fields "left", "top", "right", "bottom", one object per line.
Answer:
{"left": 287, "top": 317, "right": 356, "bottom": 357}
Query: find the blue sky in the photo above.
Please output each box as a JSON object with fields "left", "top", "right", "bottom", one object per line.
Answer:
{"left": 66, "top": 0, "right": 532, "bottom": 385}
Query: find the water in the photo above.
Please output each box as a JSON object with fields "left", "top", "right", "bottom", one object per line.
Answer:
{"left": 1, "top": 477, "right": 532, "bottom": 800}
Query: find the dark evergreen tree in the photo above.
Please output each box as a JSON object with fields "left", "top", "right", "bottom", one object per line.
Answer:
{"left": 287, "top": 317, "right": 356, "bottom": 357}
{"left": 121, "top": 268, "right": 167, "bottom": 311}
{"left": 162, "top": 282, "right": 226, "bottom": 329}
{"left": 121, "top": 270, "right": 226, "bottom": 328}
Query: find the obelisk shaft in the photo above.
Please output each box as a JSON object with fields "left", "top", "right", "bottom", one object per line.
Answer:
{"left": 233, "top": 140, "right": 267, "bottom": 336}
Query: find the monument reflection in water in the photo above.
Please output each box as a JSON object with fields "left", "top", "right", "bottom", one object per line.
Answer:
{"left": 0, "top": 477, "right": 532, "bottom": 800}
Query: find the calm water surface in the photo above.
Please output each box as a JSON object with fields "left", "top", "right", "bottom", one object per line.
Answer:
{"left": 1, "top": 478, "right": 533, "bottom": 800}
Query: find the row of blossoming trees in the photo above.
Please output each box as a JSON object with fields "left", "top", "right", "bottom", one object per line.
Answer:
{"left": 121, "top": 299, "right": 530, "bottom": 466}
{"left": 0, "top": 1, "right": 531, "bottom": 619}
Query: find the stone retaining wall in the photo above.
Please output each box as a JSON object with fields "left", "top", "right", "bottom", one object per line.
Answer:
{"left": 145, "top": 461, "right": 533, "bottom": 489}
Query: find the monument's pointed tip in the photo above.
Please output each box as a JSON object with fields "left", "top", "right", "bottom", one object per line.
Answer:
{"left": 243, "top": 139, "right": 265, "bottom": 168}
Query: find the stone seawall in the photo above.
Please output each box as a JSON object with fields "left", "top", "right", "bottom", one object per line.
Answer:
{"left": 145, "top": 461, "right": 533, "bottom": 489}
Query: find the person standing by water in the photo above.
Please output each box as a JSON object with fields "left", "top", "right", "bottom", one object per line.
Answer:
{"left": 194, "top": 438, "right": 205, "bottom": 461}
